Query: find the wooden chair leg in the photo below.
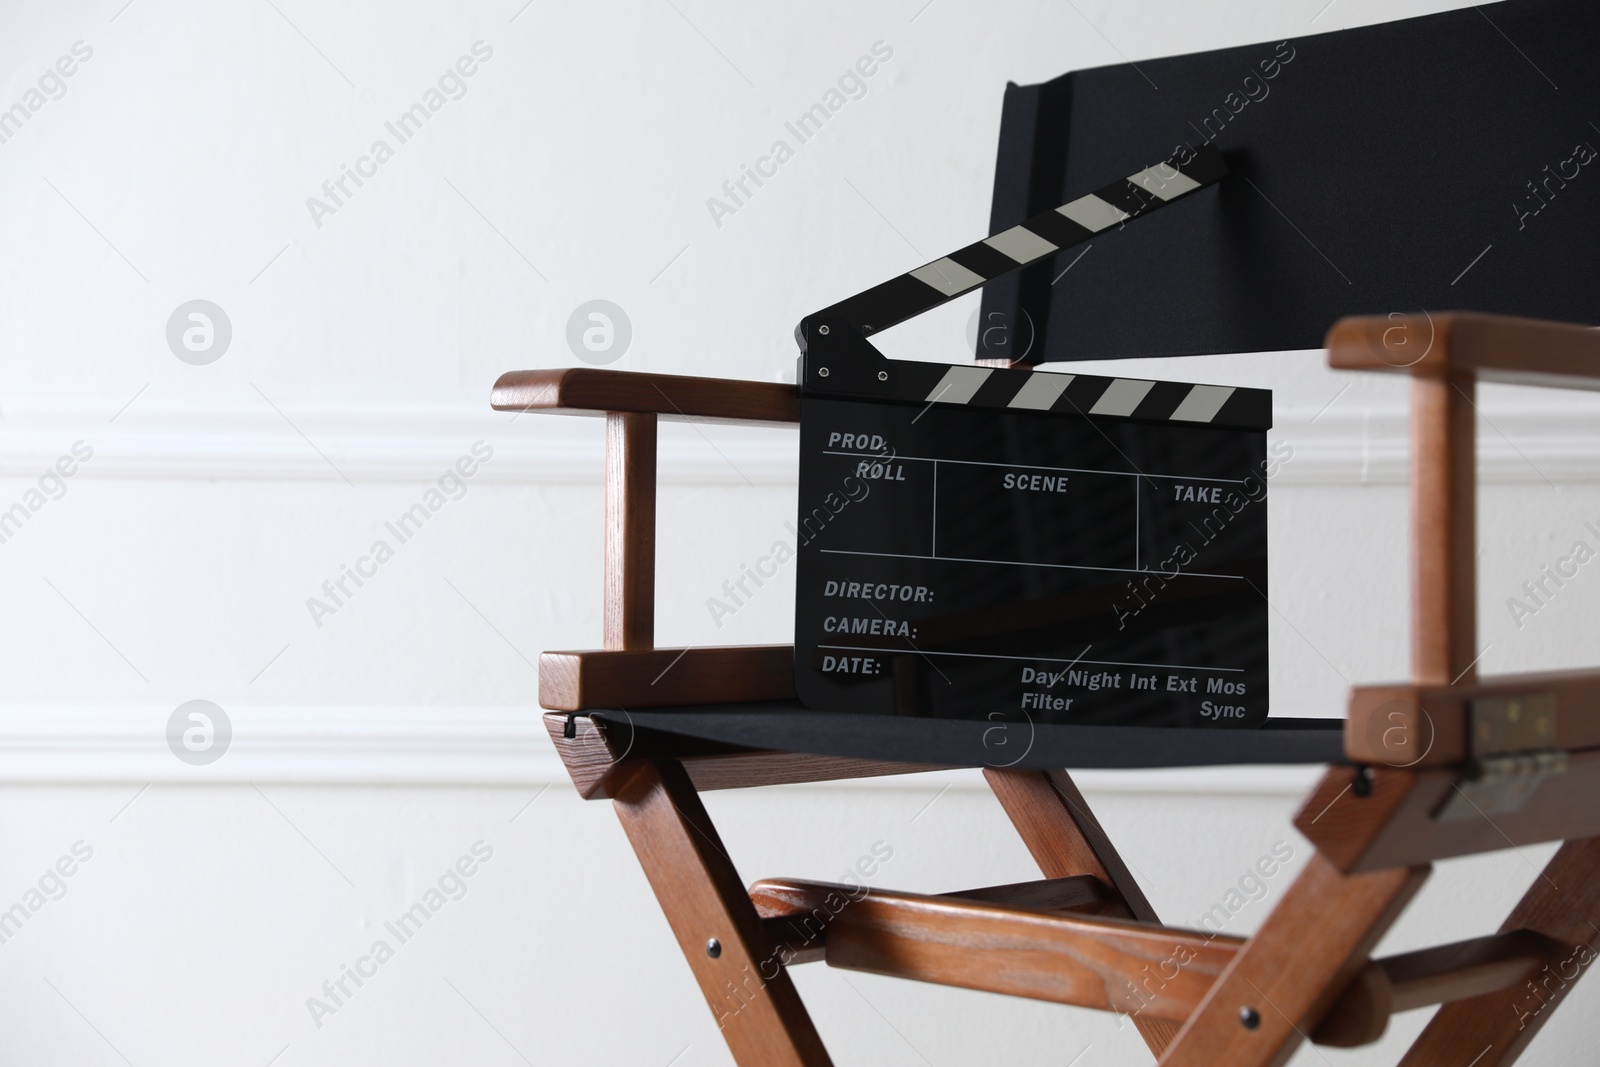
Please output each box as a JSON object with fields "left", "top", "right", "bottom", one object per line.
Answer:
{"left": 613, "top": 760, "right": 832, "bottom": 1066}
{"left": 985, "top": 767, "right": 1180, "bottom": 1055}
{"left": 1159, "top": 853, "right": 1429, "bottom": 1067}
{"left": 1397, "top": 836, "right": 1600, "bottom": 1067}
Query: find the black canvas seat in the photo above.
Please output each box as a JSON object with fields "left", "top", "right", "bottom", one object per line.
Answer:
{"left": 590, "top": 706, "right": 1345, "bottom": 771}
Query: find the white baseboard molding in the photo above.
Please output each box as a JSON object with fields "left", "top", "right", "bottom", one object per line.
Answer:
{"left": 0, "top": 704, "right": 1327, "bottom": 794}
{"left": 0, "top": 706, "right": 559, "bottom": 785}
{"left": 0, "top": 395, "right": 798, "bottom": 487}
{"left": 4, "top": 392, "right": 1600, "bottom": 487}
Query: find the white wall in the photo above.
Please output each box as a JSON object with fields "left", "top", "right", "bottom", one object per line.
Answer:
{"left": 3, "top": 0, "right": 1600, "bottom": 1063}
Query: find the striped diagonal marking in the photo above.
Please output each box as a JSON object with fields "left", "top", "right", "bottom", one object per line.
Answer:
{"left": 1007, "top": 372, "right": 1075, "bottom": 410}
{"left": 910, "top": 258, "right": 985, "bottom": 297}
{"left": 1128, "top": 164, "right": 1201, "bottom": 201}
{"left": 1088, "top": 378, "right": 1156, "bottom": 417}
{"left": 1170, "top": 384, "right": 1236, "bottom": 423}
{"left": 985, "top": 225, "right": 1058, "bottom": 265}
{"left": 924, "top": 365, "right": 992, "bottom": 404}
{"left": 800, "top": 144, "right": 1226, "bottom": 342}
{"left": 1058, "top": 194, "right": 1129, "bottom": 234}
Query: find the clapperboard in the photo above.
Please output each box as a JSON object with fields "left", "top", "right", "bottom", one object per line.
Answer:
{"left": 792, "top": 144, "right": 1272, "bottom": 729}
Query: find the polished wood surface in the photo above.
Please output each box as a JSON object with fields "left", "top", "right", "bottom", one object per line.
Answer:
{"left": 1295, "top": 757, "right": 1600, "bottom": 873}
{"left": 538, "top": 645, "right": 795, "bottom": 711}
{"left": 1314, "top": 930, "right": 1556, "bottom": 1046}
{"left": 1395, "top": 836, "right": 1600, "bottom": 1066}
{"left": 1327, "top": 312, "right": 1600, "bottom": 391}
{"left": 749, "top": 877, "right": 1242, "bottom": 1023}
{"left": 986, "top": 768, "right": 1162, "bottom": 921}
{"left": 613, "top": 761, "right": 832, "bottom": 1066}
{"left": 492, "top": 366, "right": 800, "bottom": 424}
{"left": 1409, "top": 374, "right": 1477, "bottom": 685}
{"left": 1161, "top": 854, "right": 1429, "bottom": 1067}
{"left": 604, "top": 411, "right": 655, "bottom": 650}
{"left": 942, "top": 874, "right": 1114, "bottom": 913}
{"left": 1312, "top": 964, "right": 1392, "bottom": 1049}
{"left": 986, "top": 767, "right": 1178, "bottom": 1053}
{"left": 1384, "top": 929, "right": 1557, "bottom": 1014}
{"left": 1345, "top": 668, "right": 1600, "bottom": 768}
{"left": 544, "top": 712, "right": 942, "bottom": 800}
{"left": 758, "top": 875, "right": 1114, "bottom": 967}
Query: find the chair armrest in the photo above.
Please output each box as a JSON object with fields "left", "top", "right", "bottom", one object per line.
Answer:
{"left": 1329, "top": 311, "right": 1600, "bottom": 683}
{"left": 491, "top": 367, "right": 796, "bottom": 654}
{"left": 1345, "top": 668, "right": 1600, "bottom": 767}
{"left": 492, "top": 367, "right": 799, "bottom": 425}
{"left": 1327, "top": 312, "right": 1600, "bottom": 391}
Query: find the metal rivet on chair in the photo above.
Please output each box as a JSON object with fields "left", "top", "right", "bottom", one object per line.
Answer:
{"left": 706, "top": 938, "right": 722, "bottom": 959}
{"left": 1239, "top": 1006, "right": 1261, "bottom": 1029}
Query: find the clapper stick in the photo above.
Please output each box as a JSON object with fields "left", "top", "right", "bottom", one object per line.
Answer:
{"left": 791, "top": 143, "right": 1257, "bottom": 430}
{"left": 796, "top": 143, "right": 1226, "bottom": 357}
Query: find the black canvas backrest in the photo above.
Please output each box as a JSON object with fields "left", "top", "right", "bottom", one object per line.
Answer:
{"left": 982, "top": 0, "right": 1600, "bottom": 362}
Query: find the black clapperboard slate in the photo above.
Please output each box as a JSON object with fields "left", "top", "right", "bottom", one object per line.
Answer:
{"left": 794, "top": 147, "right": 1273, "bottom": 729}
{"left": 790, "top": 0, "right": 1600, "bottom": 731}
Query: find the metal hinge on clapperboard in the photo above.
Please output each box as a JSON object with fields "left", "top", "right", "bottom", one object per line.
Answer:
{"left": 789, "top": 144, "right": 1278, "bottom": 730}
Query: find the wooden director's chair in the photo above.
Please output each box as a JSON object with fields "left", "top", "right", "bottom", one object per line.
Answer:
{"left": 498, "top": 312, "right": 1600, "bottom": 1066}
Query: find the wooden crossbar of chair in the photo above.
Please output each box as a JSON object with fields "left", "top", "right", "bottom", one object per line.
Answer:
{"left": 500, "top": 312, "right": 1600, "bottom": 1066}
{"left": 750, "top": 878, "right": 1560, "bottom": 1042}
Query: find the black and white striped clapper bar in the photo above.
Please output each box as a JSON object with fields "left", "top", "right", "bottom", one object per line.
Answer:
{"left": 791, "top": 143, "right": 1276, "bottom": 730}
